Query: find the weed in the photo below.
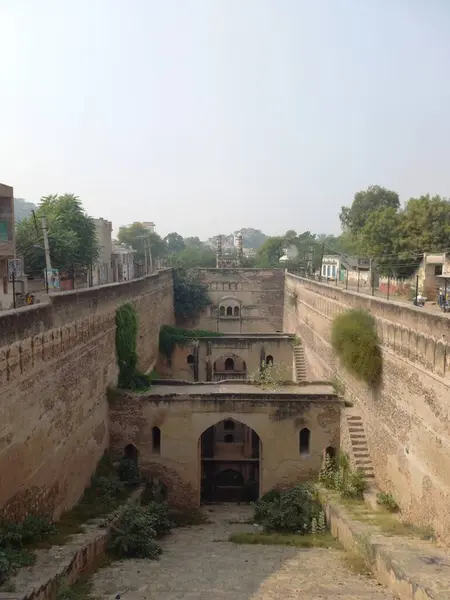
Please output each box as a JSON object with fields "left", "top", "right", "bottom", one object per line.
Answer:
{"left": 342, "top": 551, "right": 372, "bottom": 577}
{"left": 319, "top": 452, "right": 366, "bottom": 500}
{"left": 376, "top": 492, "right": 399, "bottom": 512}
{"left": 229, "top": 532, "right": 339, "bottom": 548}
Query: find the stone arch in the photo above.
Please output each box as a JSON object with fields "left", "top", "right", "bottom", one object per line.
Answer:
{"left": 266, "top": 355, "right": 274, "bottom": 366}
{"left": 217, "top": 296, "right": 242, "bottom": 318}
{"left": 152, "top": 426, "right": 161, "bottom": 454}
{"left": 299, "top": 427, "right": 310, "bottom": 455}
{"left": 199, "top": 417, "right": 261, "bottom": 503}
{"left": 213, "top": 354, "right": 247, "bottom": 380}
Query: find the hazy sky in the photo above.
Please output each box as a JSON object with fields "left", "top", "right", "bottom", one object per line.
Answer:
{"left": 1, "top": 1, "right": 450, "bottom": 239}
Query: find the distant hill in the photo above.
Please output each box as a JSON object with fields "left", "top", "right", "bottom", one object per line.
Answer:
{"left": 14, "top": 198, "right": 37, "bottom": 222}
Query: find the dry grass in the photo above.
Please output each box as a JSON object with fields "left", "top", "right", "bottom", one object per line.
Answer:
{"left": 341, "top": 552, "right": 372, "bottom": 577}
{"left": 229, "top": 531, "right": 340, "bottom": 548}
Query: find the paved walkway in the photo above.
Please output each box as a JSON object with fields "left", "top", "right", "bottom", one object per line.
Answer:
{"left": 90, "top": 505, "right": 395, "bottom": 599}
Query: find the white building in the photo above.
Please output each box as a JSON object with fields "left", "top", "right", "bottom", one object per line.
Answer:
{"left": 112, "top": 242, "right": 136, "bottom": 282}
{"left": 279, "top": 244, "right": 299, "bottom": 262}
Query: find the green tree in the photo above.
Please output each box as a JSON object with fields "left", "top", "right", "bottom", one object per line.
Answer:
{"left": 254, "top": 236, "right": 286, "bottom": 267}
{"left": 359, "top": 207, "right": 403, "bottom": 275}
{"left": 173, "top": 269, "right": 211, "bottom": 323}
{"left": 16, "top": 194, "right": 99, "bottom": 272}
{"left": 169, "top": 245, "right": 216, "bottom": 268}
{"left": 399, "top": 195, "right": 450, "bottom": 255}
{"left": 340, "top": 186, "right": 400, "bottom": 235}
{"left": 117, "top": 223, "right": 166, "bottom": 262}
{"left": 164, "top": 232, "right": 185, "bottom": 254}
{"left": 238, "top": 228, "right": 268, "bottom": 249}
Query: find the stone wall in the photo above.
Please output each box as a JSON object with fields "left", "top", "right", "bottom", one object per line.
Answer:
{"left": 0, "top": 270, "right": 174, "bottom": 520}
{"left": 109, "top": 387, "right": 340, "bottom": 506}
{"left": 191, "top": 268, "right": 285, "bottom": 333}
{"left": 284, "top": 273, "right": 450, "bottom": 542}
{"left": 157, "top": 334, "right": 296, "bottom": 381}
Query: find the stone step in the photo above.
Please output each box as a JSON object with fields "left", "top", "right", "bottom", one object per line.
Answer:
{"left": 348, "top": 426, "right": 364, "bottom": 432}
{"left": 350, "top": 434, "right": 366, "bottom": 440}
{"left": 347, "top": 415, "right": 362, "bottom": 421}
{"left": 354, "top": 453, "right": 370, "bottom": 459}
{"left": 351, "top": 440, "right": 368, "bottom": 447}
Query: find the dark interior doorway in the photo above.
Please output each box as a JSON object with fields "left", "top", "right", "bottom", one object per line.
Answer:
{"left": 200, "top": 419, "right": 260, "bottom": 503}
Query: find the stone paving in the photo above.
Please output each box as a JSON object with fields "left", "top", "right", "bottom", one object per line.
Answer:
{"left": 90, "top": 505, "right": 396, "bottom": 599}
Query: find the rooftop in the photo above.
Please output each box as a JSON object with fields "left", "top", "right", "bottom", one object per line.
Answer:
{"left": 145, "top": 380, "right": 337, "bottom": 400}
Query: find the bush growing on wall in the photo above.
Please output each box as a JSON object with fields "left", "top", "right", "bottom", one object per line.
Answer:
{"left": 331, "top": 309, "right": 382, "bottom": 385}
{"left": 173, "top": 269, "right": 211, "bottom": 324}
{"left": 115, "top": 303, "right": 151, "bottom": 390}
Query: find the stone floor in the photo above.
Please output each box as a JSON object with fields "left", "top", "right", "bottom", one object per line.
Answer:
{"left": 90, "top": 505, "right": 396, "bottom": 599}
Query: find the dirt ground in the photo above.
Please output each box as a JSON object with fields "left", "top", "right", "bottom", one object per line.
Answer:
{"left": 90, "top": 505, "right": 396, "bottom": 600}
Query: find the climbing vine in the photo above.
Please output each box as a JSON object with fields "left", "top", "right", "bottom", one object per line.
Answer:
{"left": 159, "top": 325, "right": 222, "bottom": 364}
{"left": 116, "top": 303, "right": 150, "bottom": 390}
{"left": 331, "top": 309, "right": 382, "bottom": 386}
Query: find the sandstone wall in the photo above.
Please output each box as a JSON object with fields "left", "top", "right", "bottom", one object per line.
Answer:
{"left": 283, "top": 273, "right": 450, "bottom": 542}
{"left": 157, "top": 334, "right": 295, "bottom": 381}
{"left": 192, "top": 268, "right": 285, "bottom": 333}
{"left": 109, "top": 389, "right": 340, "bottom": 506}
{"left": 0, "top": 270, "right": 174, "bottom": 520}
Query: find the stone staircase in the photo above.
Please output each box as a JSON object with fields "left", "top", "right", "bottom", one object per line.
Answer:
{"left": 346, "top": 414, "right": 375, "bottom": 481}
{"left": 293, "top": 345, "right": 307, "bottom": 381}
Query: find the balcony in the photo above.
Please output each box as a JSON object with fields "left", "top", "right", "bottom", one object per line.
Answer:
{"left": 213, "top": 371, "right": 246, "bottom": 381}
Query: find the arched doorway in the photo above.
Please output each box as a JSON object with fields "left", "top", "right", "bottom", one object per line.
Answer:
{"left": 200, "top": 418, "right": 260, "bottom": 503}
{"left": 213, "top": 355, "right": 247, "bottom": 381}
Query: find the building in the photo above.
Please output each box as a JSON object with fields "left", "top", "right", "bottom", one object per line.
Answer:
{"left": 93, "top": 218, "right": 113, "bottom": 286}
{"left": 0, "top": 183, "right": 16, "bottom": 310}
{"left": 112, "top": 242, "right": 136, "bottom": 282}
{"left": 320, "top": 255, "right": 371, "bottom": 284}
{"left": 142, "top": 222, "right": 155, "bottom": 233}
{"left": 279, "top": 244, "right": 299, "bottom": 263}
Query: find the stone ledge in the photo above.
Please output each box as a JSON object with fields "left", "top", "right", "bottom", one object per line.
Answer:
{"left": 319, "top": 489, "right": 450, "bottom": 600}
{"left": 7, "top": 487, "right": 143, "bottom": 600}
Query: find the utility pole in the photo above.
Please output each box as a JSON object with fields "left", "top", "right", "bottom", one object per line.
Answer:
{"left": 148, "top": 241, "right": 153, "bottom": 274}
{"left": 41, "top": 216, "right": 52, "bottom": 272}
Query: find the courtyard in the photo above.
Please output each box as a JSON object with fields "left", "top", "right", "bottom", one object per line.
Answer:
{"left": 90, "top": 505, "right": 395, "bottom": 599}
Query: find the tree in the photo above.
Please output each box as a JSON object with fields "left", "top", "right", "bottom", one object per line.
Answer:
{"left": 254, "top": 237, "right": 286, "bottom": 267}
{"left": 399, "top": 195, "right": 450, "bottom": 255}
{"left": 164, "top": 232, "right": 185, "bottom": 254}
{"left": 117, "top": 223, "right": 166, "bottom": 263}
{"left": 15, "top": 194, "right": 99, "bottom": 272}
{"left": 172, "top": 269, "right": 211, "bottom": 323}
{"left": 169, "top": 245, "right": 216, "bottom": 269}
{"left": 340, "top": 186, "right": 400, "bottom": 235}
{"left": 238, "top": 228, "right": 268, "bottom": 249}
{"left": 359, "top": 207, "right": 403, "bottom": 274}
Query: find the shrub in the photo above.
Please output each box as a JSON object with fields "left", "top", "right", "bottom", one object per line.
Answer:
{"left": 252, "top": 484, "right": 325, "bottom": 534}
{"left": 108, "top": 503, "right": 172, "bottom": 559}
{"left": 20, "top": 515, "right": 56, "bottom": 543}
{"left": 331, "top": 309, "right": 382, "bottom": 385}
{"left": 118, "top": 457, "right": 140, "bottom": 484}
{"left": 319, "top": 452, "right": 366, "bottom": 499}
{"left": 377, "top": 492, "right": 399, "bottom": 512}
{"left": 0, "top": 515, "right": 54, "bottom": 584}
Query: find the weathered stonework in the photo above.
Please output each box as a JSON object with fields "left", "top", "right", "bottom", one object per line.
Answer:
{"left": 191, "top": 268, "right": 285, "bottom": 333}
{"left": 108, "top": 382, "right": 340, "bottom": 507}
{"left": 284, "top": 273, "right": 450, "bottom": 543}
{"left": 157, "top": 333, "right": 296, "bottom": 381}
{"left": 0, "top": 270, "right": 174, "bottom": 520}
